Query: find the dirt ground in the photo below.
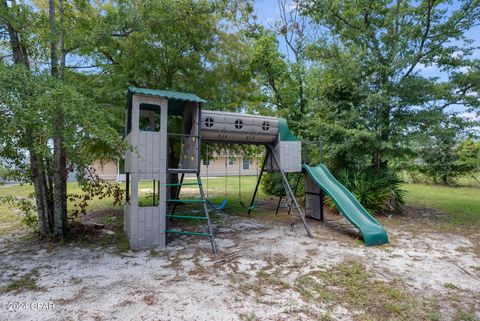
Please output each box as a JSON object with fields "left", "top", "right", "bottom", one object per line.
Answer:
{"left": 0, "top": 205, "right": 479, "bottom": 321}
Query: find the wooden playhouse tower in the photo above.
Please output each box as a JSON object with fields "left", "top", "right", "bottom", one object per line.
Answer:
{"left": 123, "top": 87, "right": 216, "bottom": 251}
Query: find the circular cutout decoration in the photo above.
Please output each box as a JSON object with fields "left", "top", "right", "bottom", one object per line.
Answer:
{"left": 234, "top": 119, "right": 244, "bottom": 130}
{"left": 204, "top": 117, "right": 214, "bottom": 128}
{"left": 262, "top": 121, "right": 270, "bottom": 131}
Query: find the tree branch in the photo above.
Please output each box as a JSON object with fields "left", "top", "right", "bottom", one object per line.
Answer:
{"left": 65, "top": 64, "right": 110, "bottom": 69}
{"left": 400, "top": 0, "right": 435, "bottom": 82}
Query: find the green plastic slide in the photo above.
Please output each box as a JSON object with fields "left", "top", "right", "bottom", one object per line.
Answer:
{"left": 303, "top": 164, "right": 389, "bottom": 246}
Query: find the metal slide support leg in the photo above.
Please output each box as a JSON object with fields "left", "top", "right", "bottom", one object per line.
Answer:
{"left": 319, "top": 142, "right": 324, "bottom": 221}
{"left": 275, "top": 194, "right": 283, "bottom": 215}
{"left": 319, "top": 190, "right": 324, "bottom": 221}
{"left": 270, "top": 148, "right": 313, "bottom": 238}
{"left": 287, "top": 173, "right": 302, "bottom": 216}
{"left": 275, "top": 173, "right": 288, "bottom": 215}
{"left": 248, "top": 149, "right": 270, "bottom": 214}
{"left": 197, "top": 173, "right": 217, "bottom": 254}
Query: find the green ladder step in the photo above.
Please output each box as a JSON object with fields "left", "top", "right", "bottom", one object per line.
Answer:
{"left": 166, "top": 199, "right": 205, "bottom": 203}
{"left": 167, "top": 211, "right": 202, "bottom": 215}
{"left": 166, "top": 214, "right": 208, "bottom": 220}
{"left": 165, "top": 230, "right": 211, "bottom": 237}
{"left": 164, "top": 182, "right": 201, "bottom": 186}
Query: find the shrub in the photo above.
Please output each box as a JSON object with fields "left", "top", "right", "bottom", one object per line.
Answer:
{"left": 0, "top": 166, "right": 7, "bottom": 178}
{"left": 261, "top": 172, "right": 304, "bottom": 197}
{"left": 326, "top": 168, "right": 405, "bottom": 215}
{"left": 261, "top": 166, "right": 404, "bottom": 215}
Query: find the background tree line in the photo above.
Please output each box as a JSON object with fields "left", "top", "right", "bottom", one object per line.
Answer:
{"left": 0, "top": 0, "right": 479, "bottom": 238}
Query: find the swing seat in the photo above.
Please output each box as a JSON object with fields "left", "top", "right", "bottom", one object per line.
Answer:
{"left": 207, "top": 198, "right": 228, "bottom": 211}
{"left": 240, "top": 200, "right": 257, "bottom": 210}
{"left": 216, "top": 198, "right": 228, "bottom": 210}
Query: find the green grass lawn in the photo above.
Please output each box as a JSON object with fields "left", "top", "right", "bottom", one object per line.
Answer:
{"left": 140, "top": 176, "right": 264, "bottom": 215}
{"left": 0, "top": 184, "right": 36, "bottom": 232}
{"left": 0, "top": 182, "right": 125, "bottom": 234}
{"left": 2, "top": 177, "right": 480, "bottom": 234}
{"left": 402, "top": 183, "right": 480, "bottom": 226}
{"left": 400, "top": 170, "right": 480, "bottom": 187}
{"left": 0, "top": 177, "right": 262, "bottom": 234}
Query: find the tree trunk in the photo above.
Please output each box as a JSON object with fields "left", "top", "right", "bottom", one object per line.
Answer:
{"left": 373, "top": 102, "right": 391, "bottom": 170}
{"left": 53, "top": 126, "right": 66, "bottom": 238}
{"left": 2, "top": 0, "right": 30, "bottom": 69}
{"left": 59, "top": 0, "right": 68, "bottom": 222}
{"left": 59, "top": 0, "right": 65, "bottom": 80}
{"left": 299, "top": 78, "right": 306, "bottom": 114}
{"left": 41, "top": 162, "right": 54, "bottom": 233}
{"left": 48, "top": 0, "right": 67, "bottom": 238}
{"left": 1, "top": 0, "right": 56, "bottom": 237}
{"left": 48, "top": 0, "right": 59, "bottom": 77}
{"left": 30, "top": 152, "right": 47, "bottom": 238}
{"left": 442, "top": 174, "right": 448, "bottom": 185}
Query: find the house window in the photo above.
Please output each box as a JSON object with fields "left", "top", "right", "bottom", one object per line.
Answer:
{"left": 228, "top": 158, "right": 235, "bottom": 166}
{"left": 242, "top": 158, "right": 250, "bottom": 170}
{"left": 139, "top": 103, "right": 161, "bottom": 132}
{"left": 202, "top": 159, "right": 211, "bottom": 166}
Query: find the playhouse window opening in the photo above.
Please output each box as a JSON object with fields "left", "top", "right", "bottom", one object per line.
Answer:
{"left": 139, "top": 103, "right": 161, "bottom": 132}
{"left": 204, "top": 117, "right": 214, "bottom": 128}
{"left": 167, "top": 115, "right": 183, "bottom": 134}
{"left": 126, "top": 104, "right": 133, "bottom": 135}
{"left": 138, "top": 179, "right": 160, "bottom": 207}
{"left": 262, "top": 121, "right": 270, "bottom": 131}
{"left": 125, "top": 173, "right": 131, "bottom": 204}
{"left": 166, "top": 115, "right": 183, "bottom": 167}
{"left": 234, "top": 119, "right": 243, "bottom": 130}
{"left": 118, "top": 158, "right": 125, "bottom": 174}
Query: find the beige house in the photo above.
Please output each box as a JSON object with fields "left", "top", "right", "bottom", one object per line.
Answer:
{"left": 91, "top": 160, "right": 123, "bottom": 181}
{"left": 200, "top": 155, "right": 260, "bottom": 177}
{"left": 91, "top": 155, "right": 259, "bottom": 181}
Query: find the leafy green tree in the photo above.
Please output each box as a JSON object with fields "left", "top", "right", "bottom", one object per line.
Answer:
{"left": 409, "top": 112, "right": 476, "bottom": 185}
{"left": 76, "top": 0, "right": 260, "bottom": 195}
{"left": 249, "top": 33, "right": 292, "bottom": 106}
{"left": 417, "top": 133, "right": 461, "bottom": 185}
{"left": 246, "top": 0, "right": 312, "bottom": 131}
{"left": 302, "top": 0, "right": 480, "bottom": 170}
{"left": 0, "top": 0, "right": 124, "bottom": 238}
{"left": 457, "top": 139, "right": 480, "bottom": 184}
{"left": 1, "top": 0, "right": 261, "bottom": 235}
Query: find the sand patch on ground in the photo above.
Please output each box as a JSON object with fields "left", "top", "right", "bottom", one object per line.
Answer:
{"left": 1, "top": 211, "right": 479, "bottom": 321}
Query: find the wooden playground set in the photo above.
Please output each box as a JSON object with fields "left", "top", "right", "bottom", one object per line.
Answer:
{"left": 123, "top": 87, "right": 389, "bottom": 254}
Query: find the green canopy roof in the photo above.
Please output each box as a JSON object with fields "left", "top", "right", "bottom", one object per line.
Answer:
{"left": 127, "top": 87, "right": 206, "bottom": 115}
{"left": 128, "top": 87, "right": 207, "bottom": 103}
